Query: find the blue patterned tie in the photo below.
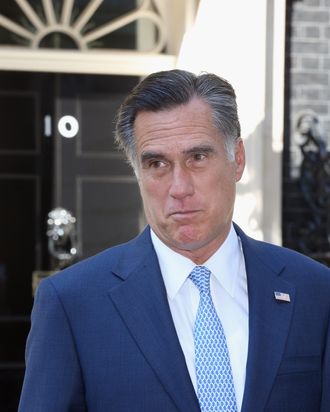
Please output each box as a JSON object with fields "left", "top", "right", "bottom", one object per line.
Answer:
{"left": 189, "top": 266, "right": 237, "bottom": 412}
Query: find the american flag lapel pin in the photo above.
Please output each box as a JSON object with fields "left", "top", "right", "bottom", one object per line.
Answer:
{"left": 274, "top": 291, "right": 291, "bottom": 303}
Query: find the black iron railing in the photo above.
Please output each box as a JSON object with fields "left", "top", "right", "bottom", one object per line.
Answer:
{"left": 294, "top": 113, "right": 330, "bottom": 265}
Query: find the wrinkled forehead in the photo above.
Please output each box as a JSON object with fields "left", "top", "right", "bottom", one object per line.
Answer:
{"left": 135, "top": 97, "right": 215, "bottom": 133}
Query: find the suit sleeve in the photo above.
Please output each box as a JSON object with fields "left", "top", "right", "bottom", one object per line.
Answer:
{"left": 321, "top": 308, "right": 330, "bottom": 411}
{"left": 18, "top": 278, "right": 86, "bottom": 412}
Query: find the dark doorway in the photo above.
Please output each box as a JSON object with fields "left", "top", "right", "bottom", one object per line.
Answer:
{"left": 0, "top": 70, "right": 141, "bottom": 410}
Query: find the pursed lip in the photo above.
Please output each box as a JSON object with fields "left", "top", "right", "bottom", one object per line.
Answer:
{"left": 168, "top": 209, "right": 201, "bottom": 220}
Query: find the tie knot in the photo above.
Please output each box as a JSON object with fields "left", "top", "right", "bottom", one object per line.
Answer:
{"left": 189, "top": 266, "right": 211, "bottom": 294}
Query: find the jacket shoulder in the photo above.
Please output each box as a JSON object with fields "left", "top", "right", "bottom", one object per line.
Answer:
{"left": 240, "top": 228, "right": 330, "bottom": 283}
{"left": 40, "top": 227, "right": 152, "bottom": 293}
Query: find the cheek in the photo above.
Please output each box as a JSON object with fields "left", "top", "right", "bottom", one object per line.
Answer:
{"left": 207, "top": 175, "right": 236, "bottom": 212}
{"left": 139, "top": 179, "right": 166, "bottom": 213}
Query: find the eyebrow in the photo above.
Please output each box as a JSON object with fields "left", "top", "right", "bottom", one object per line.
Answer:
{"left": 140, "top": 144, "right": 216, "bottom": 163}
{"left": 182, "top": 144, "right": 215, "bottom": 156}
{"left": 140, "top": 152, "right": 165, "bottom": 163}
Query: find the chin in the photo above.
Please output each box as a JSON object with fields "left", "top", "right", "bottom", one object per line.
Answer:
{"left": 172, "top": 236, "right": 207, "bottom": 252}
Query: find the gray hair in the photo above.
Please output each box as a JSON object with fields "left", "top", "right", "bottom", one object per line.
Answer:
{"left": 115, "top": 69, "right": 241, "bottom": 170}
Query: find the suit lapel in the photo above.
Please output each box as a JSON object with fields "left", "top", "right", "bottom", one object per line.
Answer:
{"left": 237, "top": 227, "right": 296, "bottom": 412}
{"left": 108, "top": 228, "right": 200, "bottom": 412}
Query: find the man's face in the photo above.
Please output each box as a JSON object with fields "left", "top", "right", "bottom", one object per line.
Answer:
{"left": 134, "top": 97, "right": 245, "bottom": 264}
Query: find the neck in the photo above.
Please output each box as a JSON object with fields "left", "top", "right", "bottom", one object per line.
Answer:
{"left": 155, "top": 226, "right": 232, "bottom": 265}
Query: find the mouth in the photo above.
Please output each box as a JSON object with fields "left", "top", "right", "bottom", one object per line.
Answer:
{"left": 168, "top": 210, "right": 201, "bottom": 221}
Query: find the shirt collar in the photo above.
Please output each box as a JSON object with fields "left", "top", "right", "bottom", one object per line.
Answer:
{"left": 151, "top": 224, "right": 242, "bottom": 300}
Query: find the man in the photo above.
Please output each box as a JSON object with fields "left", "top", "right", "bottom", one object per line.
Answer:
{"left": 19, "top": 70, "right": 330, "bottom": 411}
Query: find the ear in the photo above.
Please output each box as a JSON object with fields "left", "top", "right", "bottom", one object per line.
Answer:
{"left": 234, "top": 138, "right": 245, "bottom": 182}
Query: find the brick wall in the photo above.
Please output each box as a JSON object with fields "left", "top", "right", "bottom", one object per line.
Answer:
{"left": 282, "top": 0, "right": 330, "bottom": 264}
{"left": 290, "top": 0, "right": 330, "bottom": 173}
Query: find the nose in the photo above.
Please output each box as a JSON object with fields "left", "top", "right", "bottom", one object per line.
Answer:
{"left": 169, "top": 165, "right": 194, "bottom": 199}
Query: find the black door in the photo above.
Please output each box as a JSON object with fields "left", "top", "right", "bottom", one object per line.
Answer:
{"left": 0, "top": 70, "right": 141, "bottom": 410}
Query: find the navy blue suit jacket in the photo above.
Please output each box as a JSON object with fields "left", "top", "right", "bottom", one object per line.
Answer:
{"left": 19, "top": 225, "right": 330, "bottom": 411}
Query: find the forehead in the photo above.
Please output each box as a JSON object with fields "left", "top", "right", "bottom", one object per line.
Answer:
{"left": 134, "top": 98, "right": 221, "bottom": 153}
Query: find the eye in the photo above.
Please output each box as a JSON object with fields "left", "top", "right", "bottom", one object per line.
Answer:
{"left": 193, "top": 153, "right": 207, "bottom": 161}
{"left": 149, "top": 160, "right": 166, "bottom": 169}
{"left": 186, "top": 150, "right": 211, "bottom": 169}
{"left": 142, "top": 158, "right": 167, "bottom": 171}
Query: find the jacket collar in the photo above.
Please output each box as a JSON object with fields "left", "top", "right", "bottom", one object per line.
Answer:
{"left": 235, "top": 224, "right": 295, "bottom": 412}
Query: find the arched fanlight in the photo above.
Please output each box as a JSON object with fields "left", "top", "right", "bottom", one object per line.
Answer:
{"left": 0, "top": 0, "right": 167, "bottom": 52}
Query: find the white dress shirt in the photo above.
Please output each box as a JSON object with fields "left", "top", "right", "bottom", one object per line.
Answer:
{"left": 151, "top": 224, "right": 249, "bottom": 411}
